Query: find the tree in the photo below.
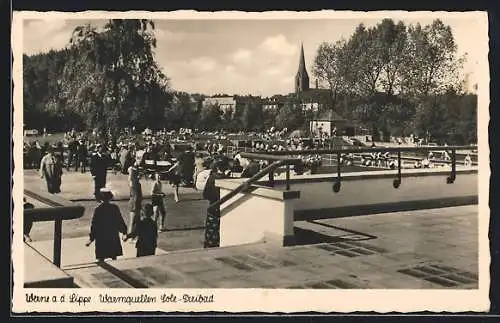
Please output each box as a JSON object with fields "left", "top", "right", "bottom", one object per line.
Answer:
{"left": 275, "top": 98, "right": 305, "bottom": 131}
{"left": 313, "top": 39, "right": 359, "bottom": 106}
{"left": 197, "top": 104, "right": 222, "bottom": 131}
{"left": 401, "top": 20, "right": 465, "bottom": 98}
{"left": 312, "top": 18, "right": 469, "bottom": 141}
{"left": 377, "top": 19, "right": 408, "bottom": 96}
{"left": 239, "top": 98, "right": 264, "bottom": 131}
{"left": 60, "top": 19, "right": 170, "bottom": 140}
{"left": 221, "top": 107, "right": 234, "bottom": 131}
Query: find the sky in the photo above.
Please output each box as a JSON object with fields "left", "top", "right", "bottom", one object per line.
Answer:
{"left": 22, "top": 15, "right": 485, "bottom": 96}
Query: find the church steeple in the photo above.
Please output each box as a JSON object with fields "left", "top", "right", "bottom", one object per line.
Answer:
{"left": 295, "top": 42, "right": 310, "bottom": 94}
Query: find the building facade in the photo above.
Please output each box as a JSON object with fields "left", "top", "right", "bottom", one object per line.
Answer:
{"left": 202, "top": 95, "right": 237, "bottom": 113}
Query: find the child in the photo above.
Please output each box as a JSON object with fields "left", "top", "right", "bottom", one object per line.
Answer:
{"left": 151, "top": 172, "right": 167, "bottom": 232}
{"left": 124, "top": 204, "right": 158, "bottom": 257}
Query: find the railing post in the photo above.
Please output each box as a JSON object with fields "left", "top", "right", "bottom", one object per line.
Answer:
{"left": 286, "top": 164, "right": 290, "bottom": 190}
{"left": 447, "top": 148, "right": 456, "bottom": 184}
{"left": 333, "top": 152, "right": 341, "bottom": 193}
{"left": 393, "top": 150, "right": 402, "bottom": 188}
{"left": 53, "top": 216, "right": 62, "bottom": 267}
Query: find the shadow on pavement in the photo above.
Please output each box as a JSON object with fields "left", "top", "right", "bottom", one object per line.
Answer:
{"left": 292, "top": 224, "right": 377, "bottom": 246}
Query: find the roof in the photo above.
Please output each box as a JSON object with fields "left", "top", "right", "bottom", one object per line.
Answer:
{"left": 313, "top": 110, "right": 347, "bottom": 122}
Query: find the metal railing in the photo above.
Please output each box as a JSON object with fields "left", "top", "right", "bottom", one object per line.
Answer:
{"left": 207, "top": 155, "right": 301, "bottom": 213}
{"left": 234, "top": 145, "right": 476, "bottom": 193}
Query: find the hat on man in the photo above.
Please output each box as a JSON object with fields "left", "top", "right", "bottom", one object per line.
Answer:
{"left": 99, "top": 188, "right": 114, "bottom": 201}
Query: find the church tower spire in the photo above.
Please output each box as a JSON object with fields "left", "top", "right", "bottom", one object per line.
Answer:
{"left": 295, "top": 42, "right": 310, "bottom": 94}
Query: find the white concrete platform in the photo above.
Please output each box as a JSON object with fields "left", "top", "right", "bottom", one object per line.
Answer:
{"left": 28, "top": 236, "right": 168, "bottom": 269}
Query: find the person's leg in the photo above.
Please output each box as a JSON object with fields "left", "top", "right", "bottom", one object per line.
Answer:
{"left": 46, "top": 179, "right": 53, "bottom": 194}
{"left": 66, "top": 153, "right": 71, "bottom": 170}
{"left": 128, "top": 212, "right": 135, "bottom": 235}
{"left": 70, "top": 152, "right": 75, "bottom": 170}
{"left": 152, "top": 204, "right": 159, "bottom": 222}
{"left": 160, "top": 200, "right": 166, "bottom": 230}
{"left": 94, "top": 179, "right": 100, "bottom": 200}
{"left": 73, "top": 154, "right": 79, "bottom": 171}
{"left": 55, "top": 176, "right": 62, "bottom": 193}
{"left": 174, "top": 184, "right": 180, "bottom": 203}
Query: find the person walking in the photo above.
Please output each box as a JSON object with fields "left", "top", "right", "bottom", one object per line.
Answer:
{"left": 67, "top": 138, "right": 79, "bottom": 171}
{"left": 119, "top": 144, "right": 132, "bottom": 174}
{"left": 90, "top": 144, "right": 109, "bottom": 201}
{"left": 53, "top": 141, "right": 65, "bottom": 167}
{"left": 123, "top": 203, "right": 158, "bottom": 257}
{"left": 151, "top": 172, "right": 167, "bottom": 232}
{"left": 127, "top": 156, "right": 143, "bottom": 240}
{"left": 76, "top": 139, "right": 88, "bottom": 173}
{"left": 39, "top": 146, "right": 63, "bottom": 194}
{"left": 85, "top": 189, "right": 127, "bottom": 262}
{"left": 166, "top": 160, "right": 181, "bottom": 203}
{"left": 203, "top": 164, "right": 221, "bottom": 248}
{"left": 178, "top": 146, "right": 195, "bottom": 186}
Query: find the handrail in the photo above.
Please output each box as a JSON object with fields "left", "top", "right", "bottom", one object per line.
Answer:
{"left": 24, "top": 189, "right": 85, "bottom": 268}
{"left": 238, "top": 153, "right": 302, "bottom": 162}
{"left": 232, "top": 145, "right": 477, "bottom": 194}
{"left": 207, "top": 157, "right": 300, "bottom": 213}
{"left": 248, "top": 145, "right": 476, "bottom": 156}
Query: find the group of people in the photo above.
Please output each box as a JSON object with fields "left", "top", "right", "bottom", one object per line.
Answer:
{"left": 83, "top": 159, "right": 222, "bottom": 262}
{"left": 84, "top": 188, "right": 159, "bottom": 260}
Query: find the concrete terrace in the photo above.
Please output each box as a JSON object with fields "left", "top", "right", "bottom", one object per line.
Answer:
{"left": 23, "top": 168, "right": 479, "bottom": 289}
{"left": 61, "top": 205, "right": 477, "bottom": 289}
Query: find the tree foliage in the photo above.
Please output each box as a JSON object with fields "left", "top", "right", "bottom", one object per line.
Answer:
{"left": 313, "top": 18, "right": 475, "bottom": 143}
{"left": 24, "top": 19, "right": 170, "bottom": 140}
{"left": 275, "top": 98, "right": 305, "bottom": 131}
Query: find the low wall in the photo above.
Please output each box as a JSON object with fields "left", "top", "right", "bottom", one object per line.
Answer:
{"left": 267, "top": 167, "right": 478, "bottom": 220}
{"left": 215, "top": 167, "right": 478, "bottom": 247}
{"left": 216, "top": 179, "right": 300, "bottom": 247}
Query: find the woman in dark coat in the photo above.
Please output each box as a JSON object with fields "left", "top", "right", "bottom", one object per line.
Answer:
{"left": 85, "top": 189, "right": 127, "bottom": 262}
{"left": 203, "top": 164, "right": 222, "bottom": 248}
{"left": 124, "top": 204, "right": 158, "bottom": 257}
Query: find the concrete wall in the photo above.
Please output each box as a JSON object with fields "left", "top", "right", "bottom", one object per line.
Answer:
{"left": 296, "top": 173, "right": 476, "bottom": 208}
{"left": 216, "top": 181, "right": 299, "bottom": 247}
{"left": 216, "top": 168, "right": 478, "bottom": 247}
{"left": 268, "top": 168, "right": 478, "bottom": 220}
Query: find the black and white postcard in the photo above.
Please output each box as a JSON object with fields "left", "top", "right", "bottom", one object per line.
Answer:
{"left": 11, "top": 10, "right": 490, "bottom": 313}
